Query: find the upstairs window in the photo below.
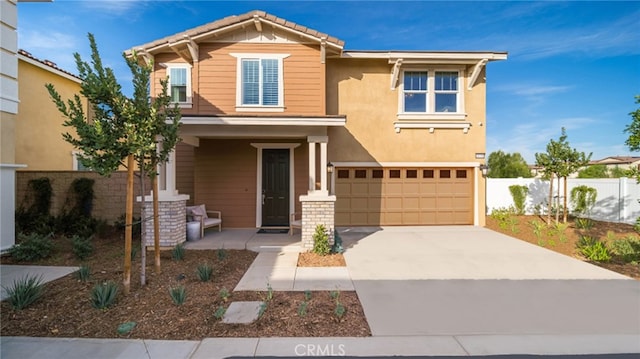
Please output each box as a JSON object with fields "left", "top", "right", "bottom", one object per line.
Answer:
{"left": 166, "top": 64, "right": 192, "bottom": 108}
{"left": 400, "top": 69, "right": 464, "bottom": 118}
{"left": 232, "top": 53, "right": 289, "bottom": 112}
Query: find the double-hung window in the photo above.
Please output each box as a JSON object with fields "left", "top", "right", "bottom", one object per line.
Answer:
{"left": 166, "top": 64, "right": 192, "bottom": 108}
{"left": 399, "top": 69, "right": 464, "bottom": 119}
{"left": 232, "top": 53, "right": 289, "bottom": 112}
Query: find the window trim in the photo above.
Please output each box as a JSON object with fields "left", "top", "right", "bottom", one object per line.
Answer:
{"left": 165, "top": 63, "right": 193, "bottom": 109}
{"left": 397, "top": 67, "right": 466, "bottom": 120}
{"left": 231, "top": 53, "right": 290, "bottom": 112}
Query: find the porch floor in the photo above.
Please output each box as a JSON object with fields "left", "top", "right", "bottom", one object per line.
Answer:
{"left": 182, "top": 228, "right": 302, "bottom": 252}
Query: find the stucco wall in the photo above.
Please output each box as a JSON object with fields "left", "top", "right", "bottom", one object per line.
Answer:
{"left": 326, "top": 58, "right": 487, "bottom": 163}
{"left": 15, "top": 59, "right": 84, "bottom": 170}
{"left": 16, "top": 171, "right": 150, "bottom": 224}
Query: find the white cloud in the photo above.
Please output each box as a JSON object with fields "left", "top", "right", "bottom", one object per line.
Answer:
{"left": 79, "top": 0, "right": 141, "bottom": 15}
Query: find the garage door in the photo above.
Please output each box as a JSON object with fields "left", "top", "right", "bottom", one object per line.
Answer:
{"left": 335, "top": 167, "right": 473, "bottom": 226}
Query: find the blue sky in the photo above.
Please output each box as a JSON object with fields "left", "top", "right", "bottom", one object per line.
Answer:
{"left": 17, "top": 0, "right": 640, "bottom": 163}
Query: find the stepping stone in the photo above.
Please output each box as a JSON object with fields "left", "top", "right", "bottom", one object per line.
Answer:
{"left": 222, "top": 301, "right": 264, "bottom": 324}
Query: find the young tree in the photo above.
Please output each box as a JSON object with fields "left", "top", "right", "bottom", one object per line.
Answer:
{"left": 46, "top": 34, "right": 180, "bottom": 293}
{"left": 535, "top": 128, "right": 591, "bottom": 224}
{"left": 487, "top": 150, "right": 532, "bottom": 178}
{"left": 625, "top": 96, "right": 640, "bottom": 182}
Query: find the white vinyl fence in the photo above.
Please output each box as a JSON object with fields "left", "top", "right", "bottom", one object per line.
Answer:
{"left": 486, "top": 177, "right": 640, "bottom": 224}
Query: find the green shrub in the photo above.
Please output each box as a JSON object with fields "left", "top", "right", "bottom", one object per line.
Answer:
{"left": 91, "top": 281, "right": 119, "bottom": 309}
{"left": 575, "top": 217, "right": 595, "bottom": 231}
{"left": 265, "top": 282, "right": 274, "bottom": 302}
{"left": 76, "top": 264, "right": 91, "bottom": 282}
{"left": 115, "top": 214, "right": 141, "bottom": 240}
{"left": 196, "top": 263, "right": 213, "bottom": 282}
{"left": 71, "top": 235, "right": 94, "bottom": 260}
{"left": 570, "top": 185, "right": 597, "bottom": 217}
{"left": 579, "top": 241, "right": 611, "bottom": 262}
{"left": 490, "top": 207, "right": 517, "bottom": 229}
{"left": 3, "top": 274, "right": 44, "bottom": 310}
{"left": 169, "top": 285, "right": 187, "bottom": 305}
{"left": 9, "top": 232, "right": 54, "bottom": 262}
{"left": 634, "top": 217, "right": 640, "bottom": 234}
{"left": 214, "top": 306, "right": 226, "bottom": 320}
{"left": 216, "top": 248, "right": 227, "bottom": 261}
{"left": 312, "top": 224, "right": 330, "bottom": 256}
{"left": 609, "top": 236, "right": 640, "bottom": 263}
{"left": 334, "top": 302, "right": 345, "bottom": 319}
{"left": 219, "top": 287, "right": 230, "bottom": 302}
{"left": 172, "top": 243, "right": 185, "bottom": 261}
{"left": 304, "top": 289, "right": 312, "bottom": 301}
{"left": 508, "top": 185, "right": 529, "bottom": 215}
{"left": 117, "top": 321, "right": 136, "bottom": 335}
{"left": 298, "top": 301, "right": 308, "bottom": 317}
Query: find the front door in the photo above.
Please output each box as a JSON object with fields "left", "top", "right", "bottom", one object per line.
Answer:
{"left": 262, "top": 149, "right": 290, "bottom": 226}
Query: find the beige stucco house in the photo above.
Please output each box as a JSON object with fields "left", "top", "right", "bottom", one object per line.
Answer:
{"left": 15, "top": 50, "right": 86, "bottom": 171}
{"left": 127, "top": 10, "right": 507, "bottom": 247}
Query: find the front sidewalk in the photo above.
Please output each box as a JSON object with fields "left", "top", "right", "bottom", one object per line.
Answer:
{"left": 2, "top": 334, "right": 639, "bottom": 359}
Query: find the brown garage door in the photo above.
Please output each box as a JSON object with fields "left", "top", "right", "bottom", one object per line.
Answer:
{"left": 335, "top": 167, "right": 473, "bottom": 226}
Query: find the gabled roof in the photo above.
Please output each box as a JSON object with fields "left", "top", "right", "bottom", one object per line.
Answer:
{"left": 18, "top": 49, "right": 81, "bottom": 83}
{"left": 591, "top": 156, "right": 640, "bottom": 165}
{"left": 126, "top": 10, "right": 344, "bottom": 57}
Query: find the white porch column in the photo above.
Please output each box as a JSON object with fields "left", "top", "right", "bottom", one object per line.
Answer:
{"left": 157, "top": 145, "right": 177, "bottom": 197}
{"left": 319, "top": 141, "right": 328, "bottom": 195}
{"left": 308, "top": 140, "right": 316, "bottom": 193}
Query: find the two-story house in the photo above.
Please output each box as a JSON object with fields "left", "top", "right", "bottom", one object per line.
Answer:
{"left": 126, "top": 10, "right": 506, "bottom": 247}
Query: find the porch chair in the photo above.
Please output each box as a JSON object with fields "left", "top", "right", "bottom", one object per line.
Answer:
{"left": 289, "top": 212, "right": 301, "bottom": 236}
{"left": 186, "top": 204, "right": 222, "bottom": 238}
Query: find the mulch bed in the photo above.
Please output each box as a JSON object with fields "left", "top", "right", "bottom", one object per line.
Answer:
{"left": 0, "top": 232, "right": 370, "bottom": 339}
{"left": 297, "top": 252, "right": 346, "bottom": 267}
{"left": 485, "top": 215, "right": 640, "bottom": 279}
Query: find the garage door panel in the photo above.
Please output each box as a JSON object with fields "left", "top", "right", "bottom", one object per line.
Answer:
{"left": 335, "top": 167, "right": 473, "bottom": 226}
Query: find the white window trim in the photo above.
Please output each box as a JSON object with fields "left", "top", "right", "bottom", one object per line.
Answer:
{"left": 72, "top": 151, "right": 91, "bottom": 171}
{"left": 164, "top": 63, "right": 193, "bottom": 109}
{"left": 231, "top": 53, "right": 290, "bottom": 112}
{"left": 397, "top": 68, "right": 466, "bottom": 120}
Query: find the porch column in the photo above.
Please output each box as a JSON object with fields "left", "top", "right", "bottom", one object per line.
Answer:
{"left": 158, "top": 145, "right": 177, "bottom": 196}
{"left": 138, "top": 145, "right": 188, "bottom": 248}
{"left": 300, "top": 135, "right": 334, "bottom": 249}
{"left": 308, "top": 141, "right": 316, "bottom": 193}
{"left": 307, "top": 136, "right": 328, "bottom": 196}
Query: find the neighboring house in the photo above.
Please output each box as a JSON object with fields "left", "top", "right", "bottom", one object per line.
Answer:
{"left": 15, "top": 50, "right": 87, "bottom": 171}
{"left": 589, "top": 156, "right": 640, "bottom": 174}
{"left": 126, "top": 10, "right": 506, "bottom": 246}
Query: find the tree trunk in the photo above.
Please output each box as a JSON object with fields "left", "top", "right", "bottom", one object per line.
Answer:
{"left": 123, "top": 154, "right": 134, "bottom": 295}
{"left": 563, "top": 176, "right": 568, "bottom": 223}
{"left": 139, "top": 163, "right": 146, "bottom": 286}
{"left": 556, "top": 177, "right": 560, "bottom": 224}
{"left": 546, "top": 173, "right": 553, "bottom": 226}
{"left": 153, "top": 175, "right": 161, "bottom": 274}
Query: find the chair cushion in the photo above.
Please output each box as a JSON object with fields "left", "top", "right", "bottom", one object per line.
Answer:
{"left": 188, "top": 204, "right": 207, "bottom": 219}
{"left": 203, "top": 217, "right": 221, "bottom": 227}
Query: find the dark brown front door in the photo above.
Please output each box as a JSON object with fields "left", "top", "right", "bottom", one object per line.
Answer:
{"left": 262, "top": 149, "right": 290, "bottom": 226}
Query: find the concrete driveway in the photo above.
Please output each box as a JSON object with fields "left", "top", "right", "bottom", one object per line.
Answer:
{"left": 342, "top": 226, "right": 640, "bottom": 337}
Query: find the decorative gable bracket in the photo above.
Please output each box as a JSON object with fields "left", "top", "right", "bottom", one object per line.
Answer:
{"left": 468, "top": 59, "right": 488, "bottom": 90}
{"left": 168, "top": 35, "right": 199, "bottom": 64}
{"left": 390, "top": 58, "right": 403, "bottom": 90}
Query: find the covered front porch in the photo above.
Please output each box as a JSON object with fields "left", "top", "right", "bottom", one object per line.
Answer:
{"left": 144, "top": 115, "right": 345, "bottom": 249}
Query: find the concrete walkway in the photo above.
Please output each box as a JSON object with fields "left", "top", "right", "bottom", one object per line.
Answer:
{"left": 234, "top": 252, "right": 353, "bottom": 291}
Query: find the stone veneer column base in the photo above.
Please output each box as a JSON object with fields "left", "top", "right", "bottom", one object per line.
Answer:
{"left": 138, "top": 194, "right": 189, "bottom": 248}
{"left": 299, "top": 194, "right": 336, "bottom": 250}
